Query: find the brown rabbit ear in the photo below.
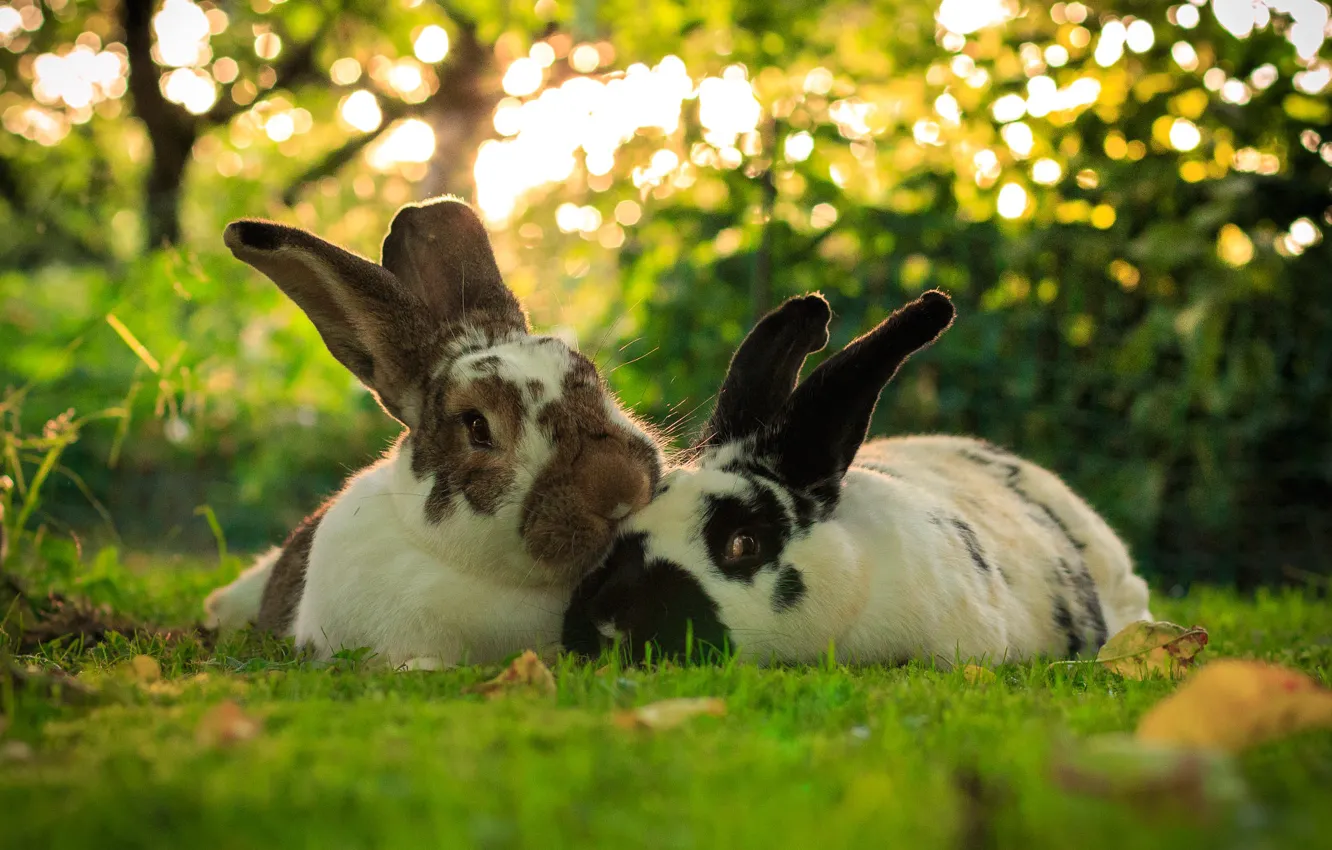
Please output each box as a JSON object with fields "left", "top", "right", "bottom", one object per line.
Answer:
{"left": 380, "top": 197, "right": 528, "bottom": 339}
{"left": 223, "top": 220, "right": 428, "bottom": 427}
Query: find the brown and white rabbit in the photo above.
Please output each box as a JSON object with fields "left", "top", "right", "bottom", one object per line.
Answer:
{"left": 562, "top": 291, "right": 1151, "bottom": 665}
{"left": 205, "top": 197, "right": 662, "bottom": 668}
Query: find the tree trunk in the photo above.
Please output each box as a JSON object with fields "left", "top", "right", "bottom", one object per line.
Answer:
{"left": 420, "top": 21, "right": 501, "bottom": 200}
{"left": 144, "top": 127, "right": 194, "bottom": 248}
{"left": 121, "top": 0, "right": 196, "bottom": 250}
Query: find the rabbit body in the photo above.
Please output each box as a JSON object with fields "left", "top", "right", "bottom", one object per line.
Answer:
{"left": 563, "top": 292, "right": 1151, "bottom": 666}
{"left": 287, "top": 454, "right": 568, "bottom": 666}
{"left": 806, "top": 435, "right": 1150, "bottom": 663}
{"left": 203, "top": 198, "right": 661, "bottom": 668}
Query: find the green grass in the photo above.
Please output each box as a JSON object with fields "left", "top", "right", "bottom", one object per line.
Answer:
{"left": 2, "top": 558, "right": 1331, "bottom": 850}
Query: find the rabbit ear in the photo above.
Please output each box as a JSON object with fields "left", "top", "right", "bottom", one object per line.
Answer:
{"left": 698, "top": 294, "right": 832, "bottom": 447}
{"left": 224, "top": 219, "right": 428, "bottom": 427}
{"left": 380, "top": 196, "right": 528, "bottom": 337}
{"left": 764, "top": 290, "right": 954, "bottom": 496}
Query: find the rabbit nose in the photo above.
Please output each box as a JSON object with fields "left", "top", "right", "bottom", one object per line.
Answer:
{"left": 575, "top": 444, "right": 652, "bottom": 522}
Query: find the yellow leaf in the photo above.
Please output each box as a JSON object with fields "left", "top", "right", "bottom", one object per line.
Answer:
{"left": 613, "top": 697, "right": 727, "bottom": 730}
{"left": 128, "top": 655, "right": 161, "bottom": 684}
{"left": 1096, "top": 621, "right": 1208, "bottom": 679}
{"left": 463, "top": 650, "right": 556, "bottom": 699}
{"left": 1052, "top": 734, "right": 1246, "bottom": 816}
{"left": 195, "top": 700, "right": 262, "bottom": 748}
{"left": 1, "top": 740, "right": 34, "bottom": 762}
{"left": 963, "top": 665, "right": 996, "bottom": 684}
{"left": 1137, "top": 660, "right": 1332, "bottom": 752}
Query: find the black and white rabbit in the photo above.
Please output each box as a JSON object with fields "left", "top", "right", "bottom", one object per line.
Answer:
{"left": 562, "top": 291, "right": 1151, "bottom": 665}
{"left": 204, "top": 197, "right": 662, "bottom": 668}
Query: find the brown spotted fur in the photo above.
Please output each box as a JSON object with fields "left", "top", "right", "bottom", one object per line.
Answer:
{"left": 216, "top": 197, "right": 662, "bottom": 635}
{"left": 256, "top": 504, "right": 328, "bottom": 633}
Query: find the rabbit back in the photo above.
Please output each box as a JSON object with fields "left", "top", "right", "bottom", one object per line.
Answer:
{"left": 845, "top": 434, "right": 1151, "bottom": 660}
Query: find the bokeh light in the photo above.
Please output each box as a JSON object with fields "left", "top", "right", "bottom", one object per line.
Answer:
{"left": 936, "top": 0, "right": 1016, "bottom": 35}
{"left": 163, "top": 67, "right": 217, "bottom": 115}
{"left": 784, "top": 131, "right": 814, "bottom": 162}
{"left": 339, "top": 90, "right": 382, "bottom": 133}
{"left": 32, "top": 46, "right": 126, "bottom": 110}
{"left": 367, "top": 118, "right": 436, "bottom": 170}
{"left": 997, "top": 183, "right": 1029, "bottom": 219}
{"left": 473, "top": 54, "right": 693, "bottom": 222}
{"left": 1031, "top": 158, "right": 1062, "bottom": 185}
{"left": 413, "top": 26, "right": 450, "bottom": 64}
{"left": 1169, "top": 118, "right": 1202, "bottom": 151}
{"left": 153, "top": 0, "right": 210, "bottom": 68}
{"left": 502, "top": 58, "right": 544, "bottom": 97}
{"left": 330, "top": 58, "right": 363, "bottom": 86}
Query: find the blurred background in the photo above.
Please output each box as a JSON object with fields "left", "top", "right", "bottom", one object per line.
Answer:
{"left": 0, "top": 0, "right": 1328, "bottom": 590}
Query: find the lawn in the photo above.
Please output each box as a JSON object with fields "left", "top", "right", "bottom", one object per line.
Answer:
{"left": 2, "top": 557, "right": 1330, "bottom": 850}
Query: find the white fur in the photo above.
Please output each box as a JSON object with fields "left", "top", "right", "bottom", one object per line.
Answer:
{"left": 622, "top": 435, "right": 1152, "bottom": 665}
{"left": 208, "top": 335, "right": 655, "bottom": 668}
{"left": 203, "top": 547, "right": 280, "bottom": 630}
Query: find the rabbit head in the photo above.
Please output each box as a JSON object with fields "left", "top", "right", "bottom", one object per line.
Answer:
{"left": 562, "top": 291, "right": 954, "bottom": 661}
{"left": 224, "top": 197, "right": 661, "bottom": 583}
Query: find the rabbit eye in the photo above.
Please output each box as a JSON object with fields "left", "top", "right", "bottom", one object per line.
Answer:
{"left": 462, "top": 411, "right": 493, "bottom": 448}
{"left": 725, "top": 530, "right": 760, "bottom": 562}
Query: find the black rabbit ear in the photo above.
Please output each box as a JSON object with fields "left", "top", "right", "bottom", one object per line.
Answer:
{"left": 697, "top": 294, "right": 832, "bottom": 448}
{"left": 762, "top": 290, "right": 955, "bottom": 500}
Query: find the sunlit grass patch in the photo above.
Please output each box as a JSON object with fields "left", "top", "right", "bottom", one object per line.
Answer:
{"left": 1, "top": 561, "right": 1330, "bottom": 850}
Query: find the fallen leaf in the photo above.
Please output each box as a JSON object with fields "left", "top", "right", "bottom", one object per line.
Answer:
{"left": 464, "top": 650, "right": 557, "bottom": 699}
{"left": 1137, "top": 660, "right": 1332, "bottom": 752}
{"left": 143, "top": 680, "right": 185, "bottom": 697}
{"left": 1096, "top": 621, "right": 1208, "bottom": 679}
{"left": 613, "top": 697, "right": 726, "bottom": 730}
{"left": 1, "top": 740, "right": 34, "bottom": 762}
{"left": 963, "top": 665, "right": 997, "bottom": 684}
{"left": 594, "top": 664, "right": 612, "bottom": 677}
{"left": 128, "top": 655, "right": 161, "bottom": 684}
{"left": 195, "top": 700, "right": 262, "bottom": 748}
{"left": 1052, "top": 734, "right": 1246, "bottom": 817}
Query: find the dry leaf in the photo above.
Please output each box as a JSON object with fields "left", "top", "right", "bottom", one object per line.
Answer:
{"left": 1096, "top": 621, "right": 1208, "bottom": 679}
{"left": 1137, "top": 660, "right": 1332, "bottom": 752}
{"left": 963, "top": 665, "right": 997, "bottom": 684}
{"left": 128, "top": 655, "right": 161, "bottom": 684}
{"left": 1052, "top": 734, "right": 1246, "bottom": 816}
{"left": 613, "top": 697, "right": 727, "bottom": 730}
{"left": 195, "top": 700, "right": 262, "bottom": 748}
{"left": 1, "top": 740, "right": 34, "bottom": 762}
{"left": 464, "top": 650, "right": 557, "bottom": 699}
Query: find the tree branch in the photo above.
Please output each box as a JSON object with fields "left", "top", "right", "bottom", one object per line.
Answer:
{"left": 280, "top": 101, "right": 410, "bottom": 206}
{"left": 0, "top": 154, "right": 110, "bottom": 265}
{"left": 204, "top": 21, "right": 331, "bottom": 128}
{"left": 282, "top": 15, "right": 501, "bottom": 205}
